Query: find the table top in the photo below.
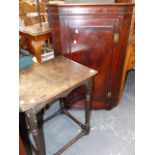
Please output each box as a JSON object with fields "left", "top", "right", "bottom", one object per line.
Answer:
{"left": 19, "top": 56, "right": 97, "bottom": 112}
{"left": 19, "top": 22, "right": 51, "bottom": 36}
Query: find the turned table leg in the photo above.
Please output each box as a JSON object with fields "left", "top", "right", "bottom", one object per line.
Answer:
{"left": 26, "top": 110, "right": 46, "bottom": 155}
{"left": 85, "top": 78, "right": 93, "bottom": 134}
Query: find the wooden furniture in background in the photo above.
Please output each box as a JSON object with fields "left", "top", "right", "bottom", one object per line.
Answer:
{"left": 19, "top": 22, "right": 52, "bottom": 63}
{"left": 19, "top": 1, "right": 46, "bottom": 26}
{"left": 19, "top": 56, "right": 97, "bottom": 155}
{"left": 116, "top": 0, "right": 135, "bottom": 99}
{"left": 49, "top": 3, "right": 134, "bottom": 109}
{"left": 19, "top": 0, "right": 47, "bottom": 49}
{"left": 124, "top": 0, "right": 135, "bottom": 71}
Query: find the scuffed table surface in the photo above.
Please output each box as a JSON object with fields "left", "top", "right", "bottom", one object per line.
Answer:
{"left": 19, "top": 56, "right": 97, "bottom": 112}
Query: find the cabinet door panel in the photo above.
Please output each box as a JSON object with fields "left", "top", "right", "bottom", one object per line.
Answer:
{"left": 60, "top": 17, "right": 119, "bottom": 106}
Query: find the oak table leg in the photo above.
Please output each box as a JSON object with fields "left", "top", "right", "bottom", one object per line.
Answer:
{"left": 26, "top": 110, "right": 46, "bottom": 155}
{"left": 85, "top": 78, "right": 92, "bottom": 134}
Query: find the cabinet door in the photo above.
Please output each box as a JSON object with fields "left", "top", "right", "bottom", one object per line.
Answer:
{"left": 49, "top": 4, "right": 134, "bottom": 109}
{"left": 59, "top": 16, "right": 120, "bottom": 108}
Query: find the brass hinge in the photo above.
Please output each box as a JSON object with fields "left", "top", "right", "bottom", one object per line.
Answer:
{"left": 107, "top": 91, "right": 112, "bottom": 98}
{"left": 113, "top": 33, "right": 119, "bottom": 43}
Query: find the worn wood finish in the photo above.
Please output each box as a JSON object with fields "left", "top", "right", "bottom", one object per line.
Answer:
{"left": 19, "top": 56, "right": 97, "bottom": 155}
{"left": 48, "top": 3, "right": 134, "bottom": 109}
{"left": 19, "top": 56, "right": 97, "bottom": 112}
{"left": 19, "top": 22, "right": 52, "bottom": 63}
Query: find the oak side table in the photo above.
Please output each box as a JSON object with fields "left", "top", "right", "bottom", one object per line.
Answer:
{"left": 19, "top": 56, "right": 97, "bottom": 155}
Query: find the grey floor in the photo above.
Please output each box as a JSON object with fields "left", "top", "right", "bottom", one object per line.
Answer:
{"left": 32, "top": 70, "right": 135, "bottom": 155}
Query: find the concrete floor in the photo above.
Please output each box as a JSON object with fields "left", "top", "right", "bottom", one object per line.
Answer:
{"left": 32, "top": 70, "right": 135, "bottom": 155}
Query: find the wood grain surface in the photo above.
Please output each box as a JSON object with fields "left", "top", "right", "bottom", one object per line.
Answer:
{"left": 19, "top": 56, "right": 97, "bottom": 112}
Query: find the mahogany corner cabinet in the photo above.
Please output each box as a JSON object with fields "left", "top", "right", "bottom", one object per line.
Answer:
{"left": 48, "top": 3, "right": 134, "bottom": 110}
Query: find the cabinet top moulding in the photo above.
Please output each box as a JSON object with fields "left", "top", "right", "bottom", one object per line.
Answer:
{"left": 48, "top": 3, "right": 134, "bottom": 16}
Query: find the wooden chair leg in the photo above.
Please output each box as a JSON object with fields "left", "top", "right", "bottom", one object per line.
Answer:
{"left": 27, "top": 39, "right": 44, "bottom": 63}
